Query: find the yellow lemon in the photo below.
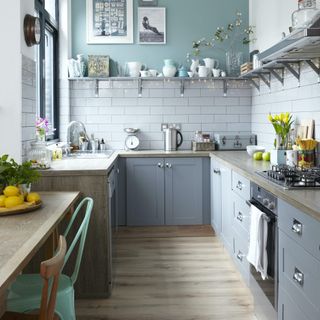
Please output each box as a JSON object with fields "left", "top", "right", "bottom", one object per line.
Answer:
{"left": 27, "top": 192, "right": 41, "bottom": 203}
{"left": 3, "top": 186, "right": 20, "bottom": 197}
{"left": 0, "top": 195, "right": 6, "bottom": 207}
{"left": 5, "top": 196, "right": 23, "bottom": 208}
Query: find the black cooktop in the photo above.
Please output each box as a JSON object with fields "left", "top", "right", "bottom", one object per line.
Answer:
{"left": 257, "top": 165, "right": 320, "bottom": 189}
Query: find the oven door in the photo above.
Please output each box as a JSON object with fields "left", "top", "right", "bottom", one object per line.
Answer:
{"left": 249, "top": 200, "right": 278, "bottom": 313}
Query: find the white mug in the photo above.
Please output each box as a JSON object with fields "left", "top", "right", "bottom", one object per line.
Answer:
{"left": 286, "top": 150, "right": 298, "bottom": 167}
{"left": 149, "top": 69, "right": 158, "bottom": 77}
{"left": 198, "top": 66, "right": 208, "bottom": 78}
{"left": 126, "top": 62, "right": 144, "bottom": 77}
{"left": 140, "top": 70, "right": 150, "bottom": 77}
{"left": 212, "top": 68, "right": 221, "bottom": 77}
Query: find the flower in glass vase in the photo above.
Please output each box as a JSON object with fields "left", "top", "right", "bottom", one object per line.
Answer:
{"left": 268, "top": 112, "right": 294, "bottom": 150}
{"left": 35, "top": 117, "right": 54, "bottom": 141}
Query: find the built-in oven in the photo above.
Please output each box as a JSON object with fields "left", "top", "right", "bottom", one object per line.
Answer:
{"left": 249, "top": 183, "right": 278, "bottom": 320}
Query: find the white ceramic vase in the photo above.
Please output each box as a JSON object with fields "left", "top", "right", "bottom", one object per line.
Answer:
{"left": 163, "top": 65, "right": 177, "bottom": 77}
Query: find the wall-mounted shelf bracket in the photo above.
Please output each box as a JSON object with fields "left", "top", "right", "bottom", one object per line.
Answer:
{"left": 249, "top": 78, "right": 260, "bottom": 91}
{"left": 223, "top": 79, "right": 228, "bottom": 96}
{"left": 281, "top": 61, "right": 300, "bottom": 81}
{"left": 138, "top": 78, "right": 143, "bottom": 97}
{"left": 305, "top": 59, "right": 320, "bottom": 81}
{"left": 180, "top": 80, "right": 185, "bottom": 97}
{"left": 258, "top": 73, "right": 271, "bottom": 88}
{"left": 95, "top": 79, "right": 99, "bottom": 97}
{"left": 267, "top": 68, "right": 284, "bottom": 85}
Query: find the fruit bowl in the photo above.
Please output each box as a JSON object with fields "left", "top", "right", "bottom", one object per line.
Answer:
{"left": 246, "top": 145, "right": 265, "bottom": 156}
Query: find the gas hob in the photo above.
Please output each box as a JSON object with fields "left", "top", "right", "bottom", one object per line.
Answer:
{"left": 257, "top": 165, "right": 320, "bottom": 190}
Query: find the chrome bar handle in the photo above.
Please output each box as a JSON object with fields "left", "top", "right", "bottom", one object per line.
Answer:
{"left": 165, "top": 163, "right": 172, "bottom": 169}
{"left": 157, "top": 163, "right": 164, "bottom": 168}
{"left": 292, "top": 219, "right": 302, "bottom": 235}
{"left": 236, "top": 181, "right": 243, "bottom": 190}
{"left": 293, "top": 267, "right": 304, "bottom": 287}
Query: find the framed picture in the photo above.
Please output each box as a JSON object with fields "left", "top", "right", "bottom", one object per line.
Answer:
{"left": 139, "top": 0, "right": 158, "bottom": 6}
{"left": 88, "top": 55, "right": 110, "bottom": 77}
{"left": 86, "top": 0, "right": 133, "bottom": 44}
{"left": 138, "top": 7, "right": 166, "bottom": 44}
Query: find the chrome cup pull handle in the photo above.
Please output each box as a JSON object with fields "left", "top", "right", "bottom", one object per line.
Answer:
{"left": 292, "top": 219, "right": 302, "bottom": 235}
{"left": 293, "top": 267, "right": 304, "bottom": 287}
{"left": 213, "top": 169, "right": 221, "bottom": 175}
{"left": 236, "top": 181, "right": 243, "bottom": 190}
{"left": 237, "top": 251, "right": 244, "bottom": 262}
{"left": 165, "top": 163, "right": 172, "bottom": 169}
{"left": 157, "top": 163, "right": 164, "bottom": 168}
{"left": 236, "top": 212, "right": 243, "bottom": 222}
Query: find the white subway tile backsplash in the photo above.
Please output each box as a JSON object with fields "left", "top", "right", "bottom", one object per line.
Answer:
{"left": 69, "top": 80, "right": 252, "bottom": 150}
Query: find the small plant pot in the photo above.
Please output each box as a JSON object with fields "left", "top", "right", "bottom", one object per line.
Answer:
{"left": 270, "top": 150, "right": 287, "bottom": 165}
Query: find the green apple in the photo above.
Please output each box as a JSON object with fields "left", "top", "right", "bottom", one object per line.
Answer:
{"left": 262, "top": 152, "right": 270, "bottom": 161}
{"left": 253, "top": 152, "right": 263, "bottom": 161}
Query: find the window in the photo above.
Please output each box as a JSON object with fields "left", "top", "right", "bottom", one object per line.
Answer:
{"left": 35, "top": 0, "right": 59, "bottom": 140}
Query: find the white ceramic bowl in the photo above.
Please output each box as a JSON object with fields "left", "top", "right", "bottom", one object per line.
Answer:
{"left": 246, "top": 145, "right": 265, "bottom": 156}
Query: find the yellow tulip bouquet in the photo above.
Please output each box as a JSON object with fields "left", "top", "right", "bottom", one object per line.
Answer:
{"left": 268, "top": 112, "right": 294, "bottom": 150}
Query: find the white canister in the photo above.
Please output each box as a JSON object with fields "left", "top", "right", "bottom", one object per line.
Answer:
{"left": 198, "top": 66, "right": 209, "bottom": 78}
{"left": 286, "top": 150, "right": 298, "bottom": 167}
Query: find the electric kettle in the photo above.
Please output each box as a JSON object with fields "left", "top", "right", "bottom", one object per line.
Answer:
{"left": 163, "top": 127, "right": 183, "bottom": 151}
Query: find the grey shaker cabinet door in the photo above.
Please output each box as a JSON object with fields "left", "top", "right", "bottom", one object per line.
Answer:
{"left": 165, "top": 158, "right": 203, "bottom": 225}
{"left": 211, "top": 158, "right": 222, "bottom": 234}
{"left": 126, "top": 158, "right": 165, "bottom": 226}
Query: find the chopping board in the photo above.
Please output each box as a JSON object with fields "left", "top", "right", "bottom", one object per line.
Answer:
{"left": 296, "top": 125, "right": 308, "bottom": 139}
{"left": 300, "top": 119, "right": 315, "bottom": 139}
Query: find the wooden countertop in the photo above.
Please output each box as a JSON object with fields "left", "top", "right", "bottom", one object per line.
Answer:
{"left": 0, "top": 191, "right": 80, "bottom": 316}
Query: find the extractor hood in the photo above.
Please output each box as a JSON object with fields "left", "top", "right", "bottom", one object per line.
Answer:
{"left": 258, "top": 16, "right": 320, "bottom": 62}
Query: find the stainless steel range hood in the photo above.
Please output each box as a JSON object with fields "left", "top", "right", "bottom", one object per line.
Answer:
{"left": 258, "top": 16, "right": 320, "bottom": 62}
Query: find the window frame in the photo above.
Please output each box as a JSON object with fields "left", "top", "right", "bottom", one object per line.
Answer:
{"left": 35, "top": 0, "right": 59, "bottom": 141}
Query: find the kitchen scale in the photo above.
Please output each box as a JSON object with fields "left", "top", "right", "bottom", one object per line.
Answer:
{"left": 124, "top": 128, "right": 140, "bottom": 150}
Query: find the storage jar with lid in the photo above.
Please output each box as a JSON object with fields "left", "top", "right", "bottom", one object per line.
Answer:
{"left": 28, "top": 141, "right": 51, "bottom": 169}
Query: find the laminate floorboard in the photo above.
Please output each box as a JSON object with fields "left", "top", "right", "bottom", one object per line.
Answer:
{"left": 76, "top": 226, "right": 256, "bottom": 320}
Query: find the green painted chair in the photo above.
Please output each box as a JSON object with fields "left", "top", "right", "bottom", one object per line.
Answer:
{"left": 6, "top": 197, "right": 93, "bottom": 320}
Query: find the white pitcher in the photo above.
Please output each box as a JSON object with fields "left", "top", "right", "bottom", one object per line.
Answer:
{"left": 190, "top": 59, "right": 199, "bottom": 75}
{"left": 203, "top": 58, "right": 219, "bottom": 76}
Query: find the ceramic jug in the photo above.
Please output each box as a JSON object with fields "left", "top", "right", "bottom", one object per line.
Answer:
{"left": 163, "top": 59, "right": 177, "bottom": 77}
{"left": 190, "top": 59, "right": 199, "bottom": 75}
{"left": 198, "top": 66, "right": 209, "bottom": 78}
{"left": 203, "top": 58, "right": 219, "bottom": 76}
{"left": 126, "top": 62, "right": 144, "bottom": 77}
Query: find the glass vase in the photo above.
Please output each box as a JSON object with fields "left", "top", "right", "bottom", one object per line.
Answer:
{"left": 226, "top": 50, "right": 243, "bottom": 77}
{"left": 28, "top": 138, "right": 51, "bottom": 169}
{"left": 275, "top": 134, "right": 288, "bottom": 150}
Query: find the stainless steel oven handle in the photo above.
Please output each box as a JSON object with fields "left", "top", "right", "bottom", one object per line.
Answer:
{"left": 293, "top": 267, "right": 304, "bottom": 286}
{"left": 292, "top": 219, "right": 302, "bottom": 235}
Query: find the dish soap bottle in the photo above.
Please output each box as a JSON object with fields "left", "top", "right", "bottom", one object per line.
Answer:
{"left": 292, "top": 0, "right": 318, "bottom": 30}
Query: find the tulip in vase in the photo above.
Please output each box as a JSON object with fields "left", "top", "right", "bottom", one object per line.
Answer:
{"left": 268, "top": 112, "right": 294, "bottom": 165}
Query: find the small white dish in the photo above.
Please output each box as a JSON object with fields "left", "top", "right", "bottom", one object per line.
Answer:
{"left": 246, "top": 145, "right": 265, "bottom": 156}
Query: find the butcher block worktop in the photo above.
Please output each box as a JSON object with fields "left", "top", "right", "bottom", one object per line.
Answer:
{"left": 0, "top": 191, "right": 80, "bottom": 317}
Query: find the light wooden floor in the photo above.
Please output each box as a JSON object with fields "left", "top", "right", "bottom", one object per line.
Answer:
{"left": 76, "top": 226, "right": 256, "bottom": 320}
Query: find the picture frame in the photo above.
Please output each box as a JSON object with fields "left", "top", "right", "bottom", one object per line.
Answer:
{"left": 139, "top": 0, "right": 158, "bottom": 6}
{"left": 86, "top": 0, "right": 133, "bottom": 44}
{"left": 138, "top": 7, "right": 166, "bottom": 44}
{"left": 88, "top": 55, "right": 110, "bottom": 77}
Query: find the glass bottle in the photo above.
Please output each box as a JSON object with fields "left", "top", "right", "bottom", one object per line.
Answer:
{"left": 292, "top": 0, "right": 318, "bottom": 30}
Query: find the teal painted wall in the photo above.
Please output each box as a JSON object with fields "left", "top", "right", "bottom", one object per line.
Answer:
{"left": 71, "top": 0, "right": 249, "bottom": 76}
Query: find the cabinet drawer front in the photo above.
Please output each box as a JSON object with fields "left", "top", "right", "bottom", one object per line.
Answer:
{"left": 279, "top": 199, "right": 320, "bottom": 261}
{"left": 233, "top": 228, "right": 250, "bottom": 283}
{"left": 279, "top": 230, "right": 320, "bottom": 320}
{"left": 233, "top": 192, "right": 251, "bottom": 235}
{"left": 232, "top": 171, "right": 250, "bottom": 201}
{"left": 278, "top": 287, "right": 309, "bottom": 320}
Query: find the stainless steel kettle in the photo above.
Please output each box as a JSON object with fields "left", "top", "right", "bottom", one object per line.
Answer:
{"left": 163, "top": 128, "right": 183, "bottom": 151}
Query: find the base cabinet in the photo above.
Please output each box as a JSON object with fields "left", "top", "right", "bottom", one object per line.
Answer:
{"left": 126, "top": 157, "right": 208, "bottom": 226}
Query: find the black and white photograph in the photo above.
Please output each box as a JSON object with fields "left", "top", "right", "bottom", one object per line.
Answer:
{"left": 86, "top": 0, "right": 133, "bottom": 44}
{"left": 138, "top": 7, "right": 166, "bottom": 44}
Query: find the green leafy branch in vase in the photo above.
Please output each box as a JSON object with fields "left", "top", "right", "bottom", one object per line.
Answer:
{"left": 190, "top": 11, "right": 255, "bottom": 57}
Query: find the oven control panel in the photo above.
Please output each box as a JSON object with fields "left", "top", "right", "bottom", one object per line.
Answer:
{"left": 251, "top": 183, "right": 277, "bottom": 215}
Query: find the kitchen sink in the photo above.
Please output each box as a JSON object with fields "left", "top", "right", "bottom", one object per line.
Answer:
{"left": 67, "top": 150, "right": 114, "bottom": 159}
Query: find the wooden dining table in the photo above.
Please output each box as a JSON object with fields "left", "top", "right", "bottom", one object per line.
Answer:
{"left": 0, "top": 191, "right": 80, "bottom": 317}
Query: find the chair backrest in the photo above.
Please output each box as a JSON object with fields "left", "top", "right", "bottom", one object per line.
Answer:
{"left": 39, "top": 235, "right": 67, "bottom": 320}
{"left": 62, "top": 197, "right": 93, "bottom": 285}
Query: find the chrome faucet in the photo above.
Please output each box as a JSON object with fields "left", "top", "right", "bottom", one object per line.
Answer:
{"left": 66, "top": 121, "right": 90, "bottom": 150}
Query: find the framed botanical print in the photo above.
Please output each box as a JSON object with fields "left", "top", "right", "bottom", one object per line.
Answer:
{"left": 138, "top": 7, "right": 166, "bottom": 44}
{"left": 86, "top": 0, "right": 133, "bottom": 44}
